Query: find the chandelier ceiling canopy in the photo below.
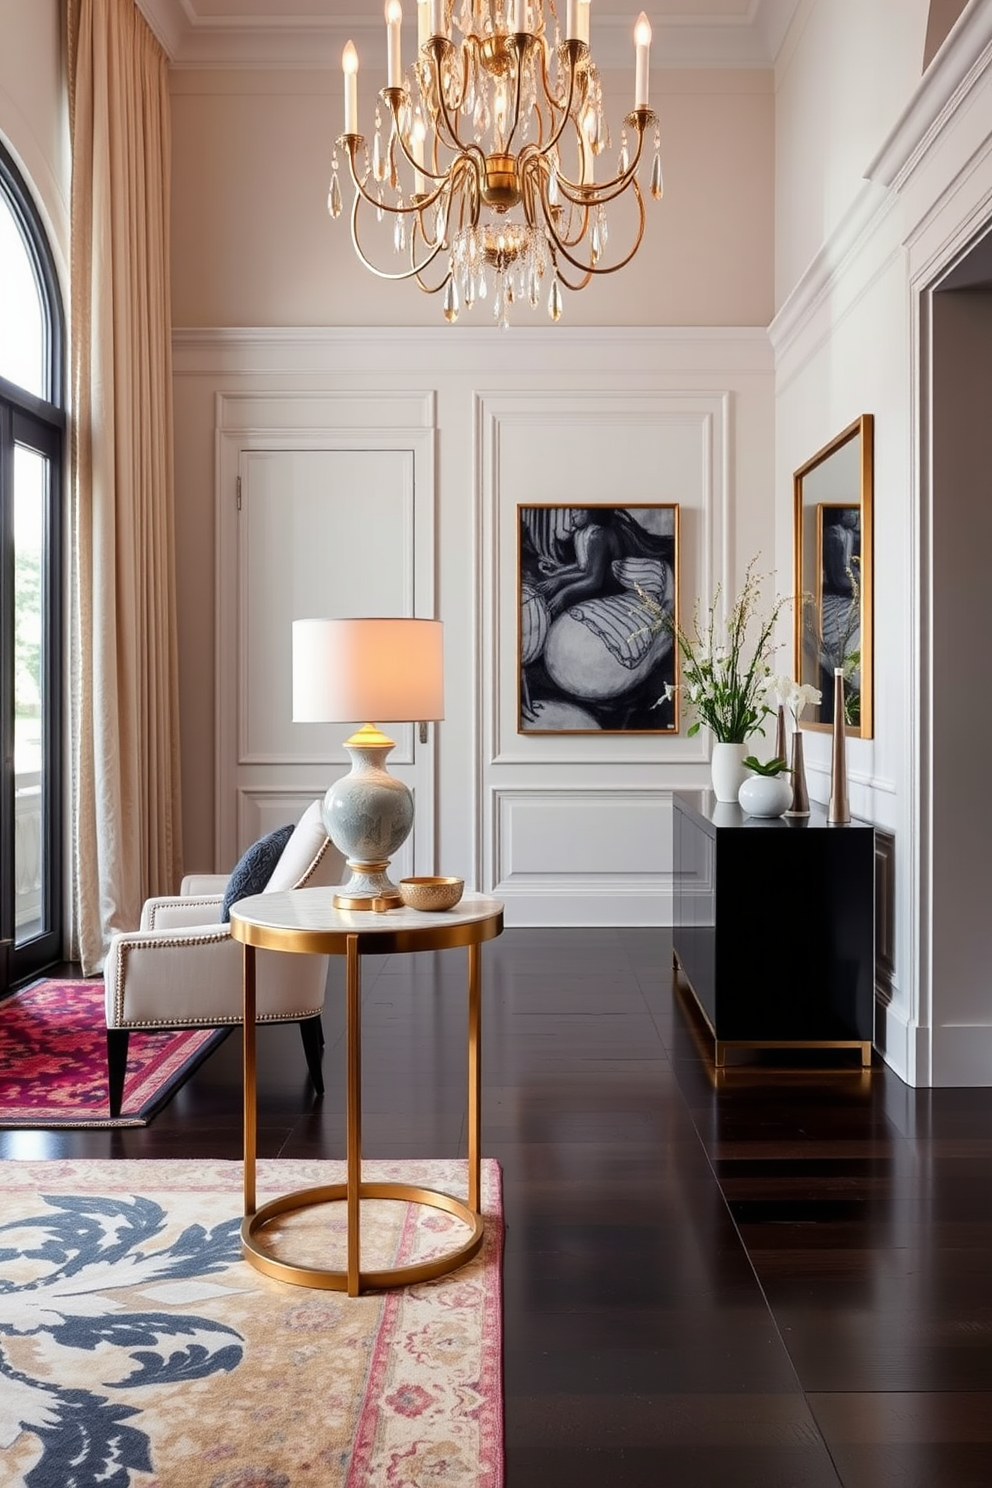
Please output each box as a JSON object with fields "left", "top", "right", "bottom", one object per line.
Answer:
{"left": 329, "top": 0, "right": 662, "bottom": 325}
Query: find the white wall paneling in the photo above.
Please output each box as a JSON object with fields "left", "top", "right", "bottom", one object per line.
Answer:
{"left": 492, "top": 787, "right": 688, "bottom": 926}
{"left": 214, "top": 390, "right": 437, "bottom": 875}
{"left": 175, "top": 328, "right": 772, "bottom": 921}
{"left": 478, "top": 387, "right": 733, "bottom": 925}
{"left": 772, "top": 8, "right": 992, "bottom": 1083}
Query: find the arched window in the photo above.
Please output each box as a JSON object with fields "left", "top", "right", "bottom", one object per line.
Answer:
{"left": 0, "top": 142, "right": 65, "bottom": 991}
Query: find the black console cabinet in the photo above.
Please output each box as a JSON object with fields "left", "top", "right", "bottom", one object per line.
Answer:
{"left": 672, "top": 790, "right": 875, "bottom": 1066}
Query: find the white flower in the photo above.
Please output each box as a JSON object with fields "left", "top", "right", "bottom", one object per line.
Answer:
{"left": 765, "top": 673, "right": 795, "bottom": 708}
{"left": 766, "top": 675, "right": 822, "bottom": 726}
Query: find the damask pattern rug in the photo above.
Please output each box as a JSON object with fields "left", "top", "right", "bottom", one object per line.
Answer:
{"left": 0, "top": 1156, "right": 504, "bottom": 1487}
{"left": 0, "top": 980, "right": 228, "bottom": 1128}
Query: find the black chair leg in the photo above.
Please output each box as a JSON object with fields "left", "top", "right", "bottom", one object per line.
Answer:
{"left": 107, "top": 1028, "right": 130, "bottom": 1118}
{"left": 298, "top": 1015, "right": 324, "bottom": 1096}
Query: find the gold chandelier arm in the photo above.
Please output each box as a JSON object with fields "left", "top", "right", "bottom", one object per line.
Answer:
{"left": 503, "top": 33, "right": 532, "bottom": 156}
{"left": 423, "top": 36, "right": 473, "bottom": 156}
{"left": 521, "top": 148, "right": 587, "bottom": 245}
{"left": 349, "top": 188, "right": 448, "bottom": 283}
{"left": 548, "top": 254, "right": 593, "bottom": 294}
{"left": 532, "top": 40, "right": 584, "bottom": 160}
{"left": 380, "top": 90, "right": 477, "bottom": 192}
{"left": 411, "top": 216, "right": 454, "bottom": 293}
{"left": 554, "top": 110, "right": 650, "bottom": 206}
{"left": 546, "top": 177, "right": 647, "bottom": 277}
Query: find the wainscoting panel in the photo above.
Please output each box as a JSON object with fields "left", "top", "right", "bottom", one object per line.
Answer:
{"left": 238, "top": 446, "right": 416, "bottom": 766}
{"left": 214, "top": 391, "right": 437, "bottom": 871}
{"left": 492, "top": 788, "right": 673, "bottom": 925}
{"left": 477, "top": 385, "right": 734, "bottom": 922}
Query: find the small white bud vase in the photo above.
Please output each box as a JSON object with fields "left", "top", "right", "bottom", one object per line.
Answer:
{"left": 710, "top": 741, "right": 749, "bottom": 803}
{"left": 738, "top": 772, "right": 792, "bottom": 819}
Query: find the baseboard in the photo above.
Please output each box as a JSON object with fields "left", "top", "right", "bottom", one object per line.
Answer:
{"left": 931, "top": 1023, "right": 992, "bottom": 1087}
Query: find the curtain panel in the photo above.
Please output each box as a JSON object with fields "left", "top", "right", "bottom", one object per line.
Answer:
{"left": 67, "top": 0, "right": 183, "bottom": 973}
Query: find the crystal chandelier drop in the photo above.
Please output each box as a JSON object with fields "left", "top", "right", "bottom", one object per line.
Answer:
{"left": 328, "top": 0, "right": 662, "bottom": 327}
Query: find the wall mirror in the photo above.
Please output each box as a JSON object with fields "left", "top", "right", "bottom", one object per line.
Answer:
{"left": 793, "top": 414, "right": 874, "bottom": 738}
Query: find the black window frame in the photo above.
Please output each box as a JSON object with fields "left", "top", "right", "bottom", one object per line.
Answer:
{"left": 0, "top": 141, "right": 66, "bottom": 990}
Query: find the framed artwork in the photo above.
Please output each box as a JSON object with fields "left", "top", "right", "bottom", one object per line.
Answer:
{"left": 518, "top": 503, "right": 679, "bottom": 734}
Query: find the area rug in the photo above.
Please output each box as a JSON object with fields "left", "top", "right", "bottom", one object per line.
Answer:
{"left": 0, "top": 980, "right": 228, "bottom": 1128}
{"left": 0, "top": 1157, "right": 503, "bottom": 1487}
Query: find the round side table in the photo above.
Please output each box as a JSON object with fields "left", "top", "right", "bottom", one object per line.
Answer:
{"left": 229, "top": 887, "right": 504, "bottom": 1296}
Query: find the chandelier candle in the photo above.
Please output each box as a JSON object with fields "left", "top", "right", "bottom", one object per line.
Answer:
{"left": 329, "top": 0, "right": 661, "bottom": 326}
{"left": 386, "top": 0, "right": 403, "bottom": 87}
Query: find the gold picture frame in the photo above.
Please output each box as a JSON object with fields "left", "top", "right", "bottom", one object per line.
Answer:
{"left": 793, "top": 415, "right": 874, "bottom": 737}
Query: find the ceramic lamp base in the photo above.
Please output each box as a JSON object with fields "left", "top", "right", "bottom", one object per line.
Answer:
{"left": 322, "top": 727, "right": 414, "bottom": 911}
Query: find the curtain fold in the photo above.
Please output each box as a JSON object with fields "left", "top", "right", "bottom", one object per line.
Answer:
{"left": 67, "top": 0, "right": 183, "bottom": 974}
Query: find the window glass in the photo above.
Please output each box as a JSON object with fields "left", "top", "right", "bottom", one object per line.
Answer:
{"left": 0, "top": 192, "right": 45, "bottom": 397}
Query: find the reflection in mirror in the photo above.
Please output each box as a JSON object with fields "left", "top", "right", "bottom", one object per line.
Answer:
{"left": 793, "top": 415, "right": 873, "bottom": 738}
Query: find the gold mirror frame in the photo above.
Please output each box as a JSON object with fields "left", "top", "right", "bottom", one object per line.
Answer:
{"left": 793, "top": 414, "right": 874, "bottom": 738}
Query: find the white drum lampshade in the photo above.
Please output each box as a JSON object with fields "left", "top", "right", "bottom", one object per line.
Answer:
{"left": 292, "top": 618, "right": 444, "bottom": 909}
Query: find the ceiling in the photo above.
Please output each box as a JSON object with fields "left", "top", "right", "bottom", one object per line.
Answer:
{"left": 136, "top": 0, "right": 801, "bottom": 70}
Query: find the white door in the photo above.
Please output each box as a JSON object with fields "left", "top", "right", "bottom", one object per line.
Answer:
{"left": 217, "top": 442, "right": 437, "bottom": 875}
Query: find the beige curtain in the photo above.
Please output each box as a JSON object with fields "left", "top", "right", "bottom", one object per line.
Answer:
{"left": 67, "top": 0, "right": 183, "bottom": 974}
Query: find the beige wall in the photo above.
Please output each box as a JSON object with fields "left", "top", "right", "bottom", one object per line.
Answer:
{"left": 0, "top": 0, "right": 69, "bottom": 269}
{"left": 170, "top": 66, "right": 774, "bottom": 329}
{"left": 774, "top": 0, "right": 930, "bottom": 310}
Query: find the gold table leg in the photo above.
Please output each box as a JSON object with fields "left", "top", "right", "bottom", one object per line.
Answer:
{"left": 243, "top": 943, "right": 257, "bottom": 1218}
{"left": 240, "top": 932, "right": 486, "bottom": 1293}
{"left": 467, "top": 942, "right": 481, "bottom": 1213}
{"left": 346, "top": 933, "right": 361, "bottom": 1297}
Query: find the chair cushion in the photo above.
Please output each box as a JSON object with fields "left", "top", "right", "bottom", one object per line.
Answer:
{"left": 264, "top": 800, "right": 330, "bottom": 892}
{"left": 220, "top": 824, "right": 294, "bottom": 922}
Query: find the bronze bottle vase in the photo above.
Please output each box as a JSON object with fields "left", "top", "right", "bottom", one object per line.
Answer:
{"left": 786, "top": 730, "right": 810, "bottom": 817}
{"left": 828, "top": 668, "right": 851, "bottom": 824}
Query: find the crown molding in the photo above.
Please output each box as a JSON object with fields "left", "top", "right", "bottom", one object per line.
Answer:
{"left": 865, "top": 0, "right": 992, "bottom": 192}
{"left": 137, "top": 0, "right": 798, "bottom": 70}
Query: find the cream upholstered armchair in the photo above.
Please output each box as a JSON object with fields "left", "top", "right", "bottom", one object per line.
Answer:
{"left": 103, "top": 802, "right": 344, "bottom": 1118}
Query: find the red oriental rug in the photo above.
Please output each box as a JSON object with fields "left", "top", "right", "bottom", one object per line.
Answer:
{"left": 0, "top": 978, "right": 228, "bottom": 1128}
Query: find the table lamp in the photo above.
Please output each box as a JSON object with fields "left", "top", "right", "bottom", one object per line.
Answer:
{"left": 292, "top": 617, "right": 444, "bottom": 910}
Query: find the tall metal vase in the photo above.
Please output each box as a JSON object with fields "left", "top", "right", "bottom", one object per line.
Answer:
{"left": 786, "top": 730, "right": 810, "bottom": 817}
{"left": 774, "top": 705, "right": 787, "bottom": 765}
{"left": 828, "top": 667, "right": 851, "bottom": 824}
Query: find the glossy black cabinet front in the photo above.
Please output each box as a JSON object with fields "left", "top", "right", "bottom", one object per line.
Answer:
{"left": 673, "top": 790, "right": 875, "bottom": 1060}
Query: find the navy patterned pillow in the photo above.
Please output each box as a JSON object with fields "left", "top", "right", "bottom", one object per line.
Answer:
{"left": 220, "top": 825, "right": 294, "bottom": 923}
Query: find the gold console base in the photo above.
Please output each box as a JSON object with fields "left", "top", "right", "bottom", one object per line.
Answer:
{"left": 673, "top": 950, "right": 872, "bottom": 1071}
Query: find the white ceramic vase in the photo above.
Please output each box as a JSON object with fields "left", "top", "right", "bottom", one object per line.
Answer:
{"left": 710, "top": 741, "right": 749, "bottom": 803}
{"left": 738, "top": 772, "right": 792, "bottom": 819}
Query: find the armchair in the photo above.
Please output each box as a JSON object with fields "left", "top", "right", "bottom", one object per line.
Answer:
{"left": 103, "top": 802, "right": 344, "bottom": 1118}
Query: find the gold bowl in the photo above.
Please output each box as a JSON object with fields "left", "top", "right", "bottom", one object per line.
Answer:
{"left": 398, "top": 876, "right": 465, "bottom": 912}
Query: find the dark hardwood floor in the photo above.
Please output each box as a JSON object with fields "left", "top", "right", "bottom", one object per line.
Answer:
{"left": 4, "top": 927, "right": 992, "bottom": 1486}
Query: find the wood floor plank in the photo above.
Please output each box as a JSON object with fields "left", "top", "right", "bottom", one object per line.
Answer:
{"left": 5, "top": 928, "right": 992, "bottom": 1485}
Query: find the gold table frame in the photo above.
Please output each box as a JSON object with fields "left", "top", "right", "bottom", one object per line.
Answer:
{"left": 230, "top": 888, "right": 504, "bottom": 1296}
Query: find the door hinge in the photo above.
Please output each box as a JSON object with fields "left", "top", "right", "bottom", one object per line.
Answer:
{"left": 236, "top": 476, "right": 242, "bottom": 510}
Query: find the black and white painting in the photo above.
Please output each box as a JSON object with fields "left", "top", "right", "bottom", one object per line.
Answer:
{"left": 518, "top": 504, "right": 679, "bottom": 734}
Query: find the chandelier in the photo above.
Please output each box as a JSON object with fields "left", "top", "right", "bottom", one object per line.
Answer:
{"left": 328, "top": 0, "right": 662, "bottom": 326}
